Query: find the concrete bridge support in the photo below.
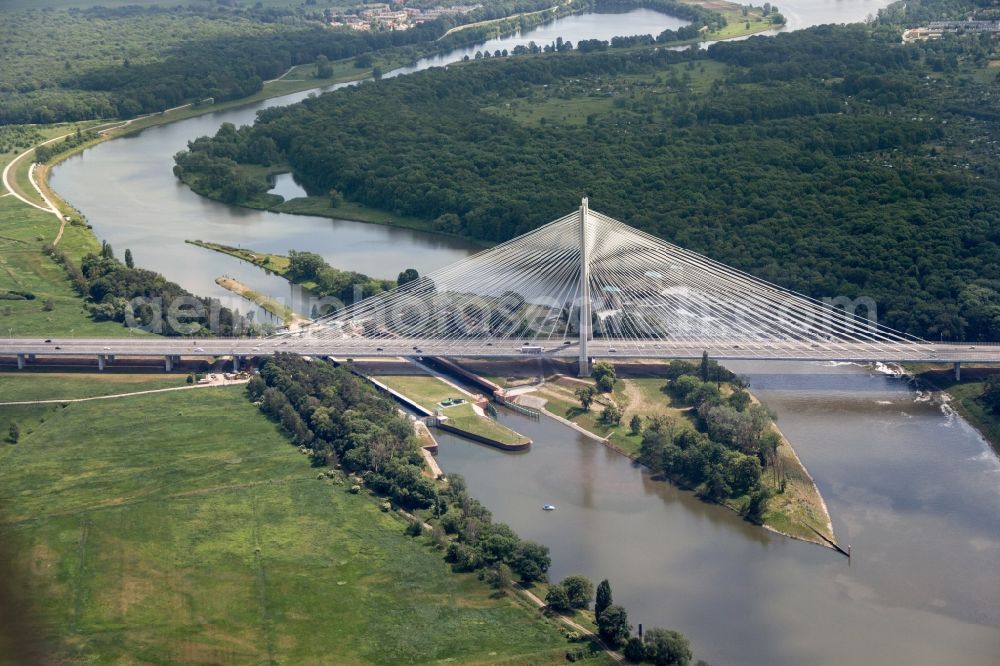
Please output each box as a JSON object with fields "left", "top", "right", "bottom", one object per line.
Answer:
{"left": 233, "top": 355, "right": 241, "bottom": 372}
{"left": 954, "top": 362, "right": 961, "bottom": 381}
{"left": 164, "top": 355, "right": 173, "bottom": 372}
{"left": 98, "top": 354, "right": 105, "bottom": 371}
{"left": 17, "top": 353, "right": 25, "bottom": 370}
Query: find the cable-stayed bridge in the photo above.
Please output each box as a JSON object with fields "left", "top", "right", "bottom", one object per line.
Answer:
{"left": 3, "top": 200, "right": 999, "bottom": 377}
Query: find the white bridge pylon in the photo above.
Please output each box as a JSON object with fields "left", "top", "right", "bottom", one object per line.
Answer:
{"left": 299, "top": 199, "right": 929, "bottom": 373}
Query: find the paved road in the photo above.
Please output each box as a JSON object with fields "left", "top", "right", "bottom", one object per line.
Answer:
{"left": 3, "top": 336, "right": 1000, "bottom": 364}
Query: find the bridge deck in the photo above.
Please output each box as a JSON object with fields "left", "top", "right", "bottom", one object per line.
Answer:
{"left": 2, "top": 338, "right": 1000, "bottom": 364}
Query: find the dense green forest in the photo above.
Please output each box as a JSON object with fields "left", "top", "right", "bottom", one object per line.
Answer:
{"left": 877, "top": 0, "right": 1000, "bottom": 26}
{"left": 0, "top": 0, "right": 569, "bottom": 124}
{"left": 175, "top": 25, "right": 1000, "bottom": 340}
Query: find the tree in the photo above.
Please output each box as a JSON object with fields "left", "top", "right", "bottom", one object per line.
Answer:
{"left": 728, "top": 388, "right": 751, "bottom": 412}
{"left": 397, "top": 268, "right": 419, "bottom": 286}
{"left": 705, "top": 469, "right": 731, "bottom": 502}
{"left": 316, "top": 54, "right": 333, "bottom": 79}
{"left": 595, "top": 579, "right": 613, "bottom": 619}
{"left": 8, "top": 422, "right": 20, "bottom": 444}
{"left": 561, "top": 575, "right": 594, "bottom": 609}
{"left": 982, "top": 375, "right": 1000, "bottom": 414}
{"left": 576, "top": 385, "right": 595, "bottom": 410}
{"left": 329, "top": 189, "right": 344, "bottom": 207}
{"left": 629, "top": 414, "right": 642, "bottom": 435}
{"left": 511, "top": 540, "right": 549, "bottom": 583}
{"left": 124, "top": 248, "right": 134, "bottom": 269}
{"left": 700, "top": 350, "right": 710, "bottom": 382}
{"left": 597, "top": 374, "right": 615, "bottom": 393}
{"left": 545, "top": 583, "right": 571, "bottom": 611}
{"left": 592, "top": 361, "right": 616, "bottom": 392}
{"left": 642, "top": 627, "right": 692, "bottom": 666}
{"left": 602, "top": 402, "right": 623, "bottom": 425}
{"left": 487, "top": 563, "right": 513, "bottom": 592}
{"left": 742, "top": 487, "right": 772, "bottom": 523}
{"left": 623, "top": 637, "right": 646, "bottom": 663}
{"left": 597, "top": 604, "right": 631, "bottom": 648}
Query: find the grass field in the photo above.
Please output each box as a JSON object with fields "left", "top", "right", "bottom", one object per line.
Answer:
{"left": 0, "top": 376, "right": 570, "bottom": 663}
{"left": 482, "top": 60, "right": 729, "bottom": 128}
{"left": 0, "top": 197, "right": 128, "bottom": 338}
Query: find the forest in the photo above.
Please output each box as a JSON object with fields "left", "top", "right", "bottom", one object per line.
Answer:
{"left": 0, "top": 0, "right": 566, "bottom": 124}
{"left": 174, "top": 24, "right": 1000, "bottom": 340}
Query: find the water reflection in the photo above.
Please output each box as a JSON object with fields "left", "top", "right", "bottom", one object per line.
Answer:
{"left": 268, "top": 172, "right": 308, "bottom": 201}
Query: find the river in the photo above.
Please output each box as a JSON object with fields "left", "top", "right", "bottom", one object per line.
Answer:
{"left": 434, "top": 363, "right": 1000, "bottom": 664}
{"left": 48, "top": 3, "right": 999, "bottom": 664}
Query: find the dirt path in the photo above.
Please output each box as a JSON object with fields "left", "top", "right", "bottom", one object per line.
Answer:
{"left": 516, "top": 586, "right": 624, "bottom": 663}
{"left": 2, "top": 134, "right": 68, "bottom": 214}
{"left": 0, "top": 378, "right": 247, "bottom": 406}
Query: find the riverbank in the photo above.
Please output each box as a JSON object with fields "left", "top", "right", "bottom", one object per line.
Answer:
{"left": 214, "top": 276, "right": 306, "bottom": 329}
{"left": 466, "top": 360, "right": 836, "bottom": 548}
{"left": 909, "top": 363, "right": 1000, "bottom": 456}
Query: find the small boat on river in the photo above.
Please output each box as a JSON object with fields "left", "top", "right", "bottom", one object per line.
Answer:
{"left": 542, "top": 504, "right": 556, "bottom": 511}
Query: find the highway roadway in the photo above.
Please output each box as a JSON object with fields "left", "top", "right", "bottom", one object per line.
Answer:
{"left": 3, "top": 336, "right": 1000, "bottom": 366}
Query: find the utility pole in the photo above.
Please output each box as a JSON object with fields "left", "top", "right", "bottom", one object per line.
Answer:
{"left": 578, "top": 197, "right": 591, "bottom": 377}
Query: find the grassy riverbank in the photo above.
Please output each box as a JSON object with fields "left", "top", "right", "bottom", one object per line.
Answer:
{"left": 0, "top": 373, "right": 570, "bottom": 663}
{"left": 214, "top": 276, "right": 305, "bottom": 329}
{"left": 0, "top": 197, "right": 125, "bottom": 338}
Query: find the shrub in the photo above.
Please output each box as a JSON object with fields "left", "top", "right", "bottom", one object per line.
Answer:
{"left": 545, "top": 583, "right": 571, "bottom": 611}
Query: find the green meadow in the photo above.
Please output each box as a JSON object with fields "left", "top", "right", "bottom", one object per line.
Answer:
{"left": 0, "top": 378, "right": 570, "bottom": 663}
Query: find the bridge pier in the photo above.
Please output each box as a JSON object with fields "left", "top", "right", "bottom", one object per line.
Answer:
{"left": 164, "top": 355, "right": 173, "bottom": 372}
{"left": 17, "top": 353, "right": 25, "bottom": 370}
{"left": 97, "top": 354, "right": 105, "bottom": 371}
{"left": 954, "top": 361, "right": 961, "bottom": 381}
{"left": 233, "top": 355, "right": 240, "bottom": 372}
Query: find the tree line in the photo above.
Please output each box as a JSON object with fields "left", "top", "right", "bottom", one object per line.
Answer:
{"left": 44, "top": 241, "right": 253, "bottom": 336}
{"left": 247, "top": 354, "right": 551, "bottom": 583}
